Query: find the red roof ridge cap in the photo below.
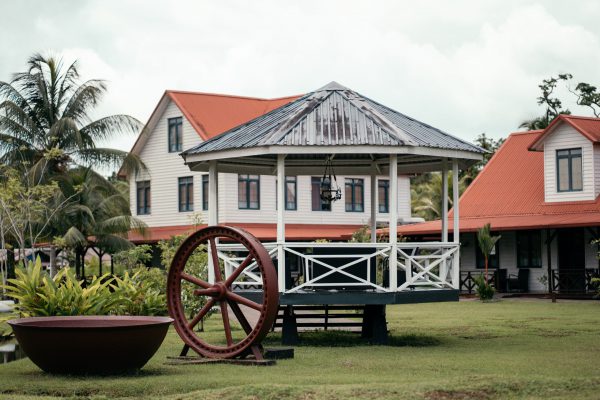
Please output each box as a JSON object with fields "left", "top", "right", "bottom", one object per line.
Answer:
{"left": 560, "top": 114, "right": 600, "bottom": 121}
{"left": 509, "top": 129, "right": 544, "bottom": 136}
{"left": 165, "top": 89, "right": 303, "bottom": 102}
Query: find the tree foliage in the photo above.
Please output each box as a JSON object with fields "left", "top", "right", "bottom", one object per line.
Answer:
{"left": 520, "top": 73, "right": 600, "bottom": 130}
{"left": 476, "top": 223, "right": 501, "bottom": 280}
{"left": 0, "top": 53, "right": 145, "bottom": 177}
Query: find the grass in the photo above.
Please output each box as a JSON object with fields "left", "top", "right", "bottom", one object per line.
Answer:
{"left": 1, "top": 299, "right": 599, "bottom": 399}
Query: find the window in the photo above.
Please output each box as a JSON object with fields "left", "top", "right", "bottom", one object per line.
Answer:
{"left": 475, "top": 234, "right": 500, "bottom": 269}
{"left": 276, "top": 176, "right": 297, "bottom": 210}
{"left": 311, "top": 177, "right": 331, "bottom": 211}
{"left": 136, "top": 181, "right": 151, "bottom": 215}
{"left": 202, "top": 175, "right": 209, "bottom": 211}
{"left": 378, "top": 179, "right": 389, "bottom": 213}
{"left": 178, "top": 176, "right": 193, "bottom": 212}
{"left": 516, "top": 230, "right": 542, "bottom": 268}
{"left": 238, "top": 175, "right": 260, "bottom": 209}
{"left": 345, "top": 178, "right": 364, "bottom": 212}
{"left": 168, "top": 117, "right": 183, "bottom": 152}
{"left": 557, "top": 148, "right": 583, "bottom": 192}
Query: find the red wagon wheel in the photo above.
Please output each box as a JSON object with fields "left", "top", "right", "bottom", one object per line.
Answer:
{"left": 167, "top": 226, "right": 279, "bottom": 359}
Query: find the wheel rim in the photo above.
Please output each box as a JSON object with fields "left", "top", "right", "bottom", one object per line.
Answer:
{"left": 167, "top": 226, "right": 279, "bottom": 358}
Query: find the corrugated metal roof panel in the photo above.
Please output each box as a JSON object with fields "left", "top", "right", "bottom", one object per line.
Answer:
{"left": 183, "top": 82, "right": 484, "bottom": 156}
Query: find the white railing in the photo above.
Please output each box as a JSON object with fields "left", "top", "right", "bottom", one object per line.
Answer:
{"left": 216, "top": 242, "right": 460, "bottom": 294}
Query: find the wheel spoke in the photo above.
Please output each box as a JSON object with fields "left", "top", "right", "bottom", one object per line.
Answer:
{"left": 209, "top": 238, "right": 223, "bottom": 281}
{"left": 220, "top": 301, "right": 234, "bottom": 346}
{"left": 227, "top": 299, "right": 253, "bottom": 334}
{"left": 181, "top": 273, "right": 211, "bottom": 289}
{"left": 225, "top": 291, "right": 263, "bottom": 312}
{"left": 193, "top": 288, "right": 219, "bottom": 297}
{"left": 187, "top": 298, "right": 216, "bottom": 329}
{"left": 224, "top": 254, "right": 254, "bottom": 287}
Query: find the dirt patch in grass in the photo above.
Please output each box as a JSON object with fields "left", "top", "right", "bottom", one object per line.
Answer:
{"left": 425, "top": 389, "right": 494, "bottom": 400}
{"left": 266, "top": 331, "right": 442, "bottom": 347}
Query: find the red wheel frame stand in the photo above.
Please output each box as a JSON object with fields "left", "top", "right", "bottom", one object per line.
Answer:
{"left": 166, "top": 226, "right": 279, "bottom": 363}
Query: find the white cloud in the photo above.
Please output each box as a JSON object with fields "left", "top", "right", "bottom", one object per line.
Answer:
{"left": 2, "top": 0, "right": 600, "bottom": 153}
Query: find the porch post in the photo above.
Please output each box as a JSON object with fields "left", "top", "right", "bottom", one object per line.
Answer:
{"left": 277, "top": 154, "right": 286, "bottom": 292}
{"left": 208, "top": 160, "right": 219, "bottom": 284}
{"left": 370, "top": 165, "right": 377, "bottom": 243}
{"left": 389, "top": 155, "right": 398, "bottom": 290}
{"left": 452, "top": 159, "right": 460, "bottom": 288}
{"left": 441, "top": 158, "right": 449, "bottom": 242}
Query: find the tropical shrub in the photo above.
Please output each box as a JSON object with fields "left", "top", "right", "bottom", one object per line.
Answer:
{"left": 158, "top": 235, "right": 209, "bottom": 329}
{"left": 4, "top": 258, "right": 119, "bottom": 316}
{"left": 111, "top": 267, "right": 167, "bottom": 316}
{"left": 2, "top": 258, "right": 167, "bottom": 317}
{"left": 474, "top": 275, "right": 495, "bottom": 301}
{"left": 113, "top": 244, "right": 153, "bottom": 271}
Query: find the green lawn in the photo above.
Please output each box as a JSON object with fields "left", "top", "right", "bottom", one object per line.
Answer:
{"left": 1, "top": 299, "right": 599, "bottom": 399}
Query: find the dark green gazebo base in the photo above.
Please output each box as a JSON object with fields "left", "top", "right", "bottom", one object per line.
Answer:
{"left": 237, "top": 289, "right": 458, "bottom": 345}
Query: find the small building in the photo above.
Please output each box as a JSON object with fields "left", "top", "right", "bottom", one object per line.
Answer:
{"left": 398, "top": 115, "right": 600, "bottom": 294}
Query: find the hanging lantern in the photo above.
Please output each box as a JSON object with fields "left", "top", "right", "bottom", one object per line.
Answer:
{"left": 320, "top": 157, "right": 342, "bottom": 202}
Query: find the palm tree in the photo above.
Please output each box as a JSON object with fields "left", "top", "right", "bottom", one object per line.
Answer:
{"left": 412, "top": 172, "right": 467, "bottom": 221}
{"left": 0, "top": 53, "right": 144, "bottom": 177}
{"left": 476, "top": 223, "right": 501, "bottom": 280}
{"left": 54, "top": 167, "right": 146, "bottom": 278}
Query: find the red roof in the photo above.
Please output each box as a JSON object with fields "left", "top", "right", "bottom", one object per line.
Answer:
{"left": 166, "top": 90, "right": 301, "bottom": 141}
{"left": 129, "top": 223, "right": 362, "bottom": 243}
{"left": 397, "top": 118, "right": 600, "bottom": 235}
{"left": 119, "top": 90, "right": 301, "bottom": 177}
{"left": 529, "top": 114, "right": 600, "bottom": 150}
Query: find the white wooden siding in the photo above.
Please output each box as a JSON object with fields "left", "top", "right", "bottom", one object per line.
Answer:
{"left": 543, "top": 124, "right": 595, "bottom": 202}
{"left": 129, "top": 99, "right": 413, "bottom": 229}
{"left": 594, "top": 143, "right": 600, "bottom": 197}
{"left": 218, "top": 174, "right": 411, "bottom": 225}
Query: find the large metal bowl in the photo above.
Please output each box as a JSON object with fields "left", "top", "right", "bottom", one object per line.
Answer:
{"left": 8, "top": 316, "right": 173, "bottom": 374}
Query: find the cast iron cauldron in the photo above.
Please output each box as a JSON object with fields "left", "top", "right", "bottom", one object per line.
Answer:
{"left": 8, "top": 316, "right": 172, "bottom": 374}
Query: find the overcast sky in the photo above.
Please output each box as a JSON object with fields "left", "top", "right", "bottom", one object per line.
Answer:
{"left": 2, "top": 0, "right": 600, "bottom": 152}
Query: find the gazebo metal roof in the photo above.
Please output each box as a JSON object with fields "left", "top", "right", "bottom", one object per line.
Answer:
{"left": 181, "top": 82, "right": 484, "bottom": 175}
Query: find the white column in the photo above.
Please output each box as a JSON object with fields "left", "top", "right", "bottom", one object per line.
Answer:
{"left": 389, "top": 155, "right": 398, "bottom": 290}
{"left": 208, "top": 160, "right": 219, "bottom": 284}
{"left": 452, "top": 158, "right": 461, "bottom": 288}
{"left": 276, "top": 154, "right": 286, "bottom": 292}
{"left": 370, "top": 165, "right": 377, "bottom": 243}
{"left": 441, "top": 158, "right": 449, "bottom": 243}
{"left": 452, "top": 159, "right": 460, "bottom": 243}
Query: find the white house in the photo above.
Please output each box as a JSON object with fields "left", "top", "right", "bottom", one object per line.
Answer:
{"left": 398, "top": 115, "right": 600, "bottom": 295}
{"left": 122, "top": 88, "right": 415, "bottom": 244}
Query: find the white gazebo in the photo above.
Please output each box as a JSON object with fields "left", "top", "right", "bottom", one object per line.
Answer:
{"left": 181, "top": 82, "right": 484, "bottom": 309}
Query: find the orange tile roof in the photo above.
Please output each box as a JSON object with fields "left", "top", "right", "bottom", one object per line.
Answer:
{"left": 129, "top": 223, "right": 362, "bottom": 243}
{"left": 396, "top": 119, "right": 600, "bottom": 235}
{"left": 529, "top": 114, "right": 600, "bottom": 150}
{"left": 166, "top": 90, "right": 301, "bottom": 141}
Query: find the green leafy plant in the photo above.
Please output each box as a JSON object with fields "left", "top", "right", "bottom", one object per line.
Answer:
{"left": 473, "top": 274, "right": 495, "bottom": 301}
{"left": 477, "top": 223, "right": 501, "bottom": 281}
{"left": 2, "top": 257, "right": 167, "bottom": 317}
{"left": 4, "top": 258, "right": 120, "bottom": 317}
{"left": 111, "top": 267, "right": 167, "bottom": 316}
{"left": 0, "top": 313, "right": 15, "bottom": 338}
{"left": 158, "top": 235, "right": 210, "bottom": 329}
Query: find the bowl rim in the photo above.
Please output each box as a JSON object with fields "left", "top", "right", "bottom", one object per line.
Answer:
{"left": 7, "top": 315, "right": 173, "bottom": 329}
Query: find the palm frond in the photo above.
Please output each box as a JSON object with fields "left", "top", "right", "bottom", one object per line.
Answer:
{"left": 62, "top": 226, "right": 87, "bottom": 248}
{"left": 62, "top": 79, "right": 107, "bottom": 124}
{"left": 79, "top": 114, "right": 142, "bottom": 142}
